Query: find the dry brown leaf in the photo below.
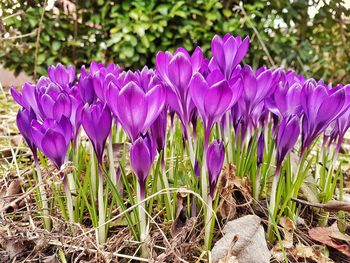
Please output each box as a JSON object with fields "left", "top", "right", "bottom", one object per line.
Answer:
{"left": 0, "top": 179, "right": 23, "bottom": 213}
{"left": 42, "top": 255, "right": 60, "bottom": 263}
{"left": 0, "top": 234, "right": 36, "bottom": 260}
{"left": 271, "top": 217, "right": 296, "bottom": 261}
{"left": 290, "top": 243, "right": 334, "bottom": 263}
{"left": 216, "top": 235, "right": 239, "bottom": 263}
{"left": 309, "top": 222, "right": 350, "bottom": 257}
{"left": 171, "top": 192, "right": 188, "bottom": 237}
{"left": 279, "top": 216, "right": 295, "bottom": 249}
{"left": 217, "top": 164, "right": 251, "bottom": 220}
{"left": 218, "top": 255, "right": 238, "bottom": 263}
{"left": 211, "top": 215, "right": 270, "bottom": 263}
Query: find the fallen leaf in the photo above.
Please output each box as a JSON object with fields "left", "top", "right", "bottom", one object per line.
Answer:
{"left": 279, "top": 217, "right": 295, "bottom": 249}
{"left": 211, "top": 215, "right": 270, "bottom": 263}
{"left": 217, "top": 235, "right": 239, "bottom": 263}
{"left": 271, "top": 217, "right": 296, "bottom": 261}
{"left": 0, "top": 179, "right": 23, "bottom": 213}
{"left": 218, "top": 255, "right": 238, "bottom": 263}
{"left": 171, "top": 191, "right": 189, "bottom": 237}
{"left": 309, "top": 222, "right": 350, "bottom": 257}
{"left": 0, "top": 234, "right": 36, "bottom": 260}
{"left": 217, "top": 164, "right": 251, "bottom": 220}
{"left": 290, "top": 243, "right": 334, "bottom": 263}
{"left": 42, "top": 255, "right": 60, "bottom": 263}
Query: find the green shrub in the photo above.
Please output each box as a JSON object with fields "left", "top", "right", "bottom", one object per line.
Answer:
{"left": 1, "top": 0, "right": 350, "bottom": 83}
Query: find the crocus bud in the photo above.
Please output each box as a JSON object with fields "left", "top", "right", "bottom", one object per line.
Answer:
{"left": 82, "top": 102, "right": 112, "bottom": 164}
{"left": 276, "top": 115, "right": 300, "bottom": 167}
{"left": 77, "top": 73, "right": 96, "bottom": 105}
{"left": 194, "top": 159, "right": 200, "bottom": 178}
{"left": 206, "top": 140, "right": 225, "bottom": 198}
{"left": 31, "top": 116, "right": 72, "bottom": 169}
{"left": 150, "top": 109, "right": 167, "bottom": 153}
{"left": 130, "top": 135, "right": 156, "bottom": 199}
{"left": 69, "top": 94, "right": 83, "bottom": 145}
{"left": 48, "top": 63, "right": 75, "bottom": 89}
{"left": 16, "top": 108, "right": 37, "bottom": 156}
{"left": 257, "top": 132, "right": 264, "bottom": 166}
{"left": 190, "top": 108, "right": 198, "bottom": 139}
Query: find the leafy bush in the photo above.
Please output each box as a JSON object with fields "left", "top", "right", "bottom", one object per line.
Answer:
{"left": 1, "top": 0, "right": 350, "bottom": 83}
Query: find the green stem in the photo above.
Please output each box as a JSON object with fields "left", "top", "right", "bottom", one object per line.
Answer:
{"left": 267, "top": 165, "right": 280, "bottom": 240}
{"left": 97, "top": 164, "right": 106, "bottom": 244}
{"left": 161, "top": 153, "right": 173, "bottom": 220}
{"left": 90, "top": 142, "right": 97, "bottom": 200}
{"left": 201, "top": 128, "right": 211, "bottom": 203}
{"left": 254, "top": 165, "right": 262, "bottom": 200}
{"left": 62, "top": 172, "right": 74, "bottom": 223}
{"left": 136, "top": 181, "right": 149, "bottom": 257}
{"left": 34, "top": 156, "right": 51, "bottom": 230}
{"left": 204, "top": 195, "right": 213, "bottom": 250}
{"left": 107, "top": 133, "right": 117, "bottom": 185}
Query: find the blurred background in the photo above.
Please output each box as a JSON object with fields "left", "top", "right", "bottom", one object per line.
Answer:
{"left": 1, "top": 0, "right": 350, "bottom": 86}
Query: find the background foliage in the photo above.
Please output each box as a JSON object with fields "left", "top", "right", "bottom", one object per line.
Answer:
{"left": 1, "top": 0, "right": 350, "bottom": 83}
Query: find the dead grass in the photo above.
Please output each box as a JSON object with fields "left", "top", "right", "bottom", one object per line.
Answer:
{"left": 0, "top": 88, "right": 349, "bottom": 262}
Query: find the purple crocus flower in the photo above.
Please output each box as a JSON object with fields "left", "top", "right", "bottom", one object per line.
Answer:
{"left": 82, "top": 102, "right": 112, "bottom": 164}
{"left": 77, "top": 68, "right": 96, "bottom": 105}
{"left": 130, "top": 135, "right": 156, "bottom": 199}
{"left": 189, "top": 70, "right": 242, "bottom": 147}
{"left": 31, "top": 117, "right": 73, "bottom": 169}
{"left": 117, "top": 66, "right": 160, "bottom": 93}
{"left": 257, "top": 132, "right": 265, "bottom": 166}
{"left": 327, "top": 84, "right": 350, "bottom": 151}
{"left": 240, "top": 66, "right": 280, "bottom": 116}
{"left": 36, "top": 82, "right": 72, "bottom": 121}
{"left": 276, "top": 115, "right": 300, "bottom": 168}
{"left": 91, "top": 63, "right": 120, "bottom": 103}
{"left": 16, "top": 108, "right": 37, "bottom": 156}
{"left": 68, "top": 91, "right": 84, "bottom": 145}
{"left": 269, "top": 115, "right": 300, "bottom": 220}
{"left": 231, "top": 66, "right": 281, "bottom": 140}
{"left": 107, "top": 80, "right": 166, "bottom": 142}
{"left": 206, "top": 140, "right": 225, "bottom": 198}
{"left": 48, "top": 63, "right": 75, "bottom": 90}
{"left": 194, "top": 159, "right": 201, "bottom": 178}
{"left": 209, "top": 34, "right": 250, "bottom": 80}
{"left": 266, "top": 82, "right": 303, "bottom": 118}
{"left": 150, "top": 109, "right": 167, "bottom": 153}
{"left": 156, "top": 47, "right": 205, "bottom": 137}
{"left": 301, "top": 81, "right": 346, "bottom": 153}
{"left": 11, "top": 83, "right": 40, "bottom": 118}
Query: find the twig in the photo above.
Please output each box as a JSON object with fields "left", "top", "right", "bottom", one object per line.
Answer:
{"left": 72, "top": 188, "right": 224, "bottom": 242}
{"left": 0, "top": 184, "right": 41, "bottom": 213}
{"left": 0, "top": 31, "right": 36, "bottom": 41}
{"left": 2, "top": 10, "right": 24, "bottom": 21}
{"left": 291, "top": 198, "right": 350, "bottom": 212}
{"left": 237, "top": 3, "right": 276, "bottom": 67}
{"left": 48, "top": 240, "right": 149, "bottom": 262}
{"left": 33, "top": 0, "right": 48, "bottom": 80}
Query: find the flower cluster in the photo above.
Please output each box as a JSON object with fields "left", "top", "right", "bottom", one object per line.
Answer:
{"left": 11, "top": 33, "right": 350, "bottom": 247}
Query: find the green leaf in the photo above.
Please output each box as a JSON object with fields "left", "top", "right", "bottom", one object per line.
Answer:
{"left": 52, "top": 41, "right": 61, "bottom": 51}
